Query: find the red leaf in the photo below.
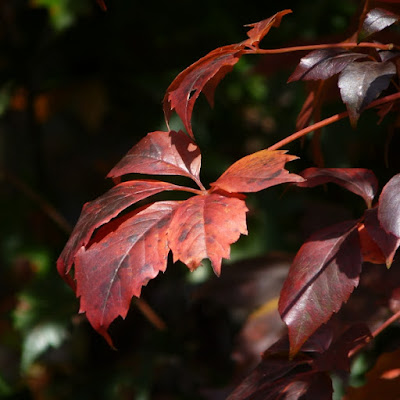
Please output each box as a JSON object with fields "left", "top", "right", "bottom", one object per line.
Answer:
{"left": 163, "top": 10, "right": 292, "bottom": 137}
{"left": 210, "top": 149, "right": 304, "bottom": 193}
{"left": 57, "top": 180, "right": 186, "bottom": 281}
{"left": 278, "top": 221, "right": 362, "bottom": 357}
{"left": 75, "top": 201, "right": 178, "bottom": 346}
{"left": 338, "top": 60, "right": 396, "bottom": 127}
{"left": 297, "top": 168, "right": 378, "bottom": 208}
{"left": 358, "top": 223, "right": 387, "bottom": 265}
{"left": 288, "top": 49, "right": 367, "bottom": 82}
{"left": 361, "top": 8, "right": 400, "bottom": 38}
{"left": 378, "top": 173, "right": 400, "bottom": 237}
{"left": 168, "top": 194, "right": 248, "bottom": 275}
{"left": 364, "top": 207, "right": 400, "bottom": 267}
{"left": 107, "top": 131, "right": 201, "bottom": 183}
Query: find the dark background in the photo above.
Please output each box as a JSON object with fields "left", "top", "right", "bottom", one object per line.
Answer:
{"left": 1, "top": 0, "right": 393, "bottom": 399}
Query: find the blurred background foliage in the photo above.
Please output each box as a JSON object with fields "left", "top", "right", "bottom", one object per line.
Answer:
{"left": 1, "top": 0, "right": 399, "bottom": 399}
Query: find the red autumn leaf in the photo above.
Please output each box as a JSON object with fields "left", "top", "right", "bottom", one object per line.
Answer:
{"left": 297, "top": 168, "right": 378, "bottom": 208}
{"left": 361, "top": 8, "right": 400, "bottom": 38}
{"left": 74, "top": 201, "right": 178, "bottom": 346}
{"left": 163, "top": 10, "right": 292, "bottom": 138}
{"left": 168, "top": 193, "right": 248, "bottom": 275}
{"left": 57, "top": 180, "right": 187, "bottom": 282}
{"left": 278, "top": 221, "right": 362, "bottom": 357}
{"left": 338, "top": 60, "right": 396, "bottom": 126}
{"left": 210, "top": 149, "right": 304, "bottom": 193}
{"left": 288, "top": 49, "right": 367, "bottom": 82}
{"left": 107, "top": 130, "right": 201, "bottom": 184}
{"left": 358, "top": 223, "right": 386, "bottom": 265}
{"left": 364, "top": 207, "right": 400, "bottom": 267}
{"left": 378, "top": 173, "right": 400, "bottom": 237}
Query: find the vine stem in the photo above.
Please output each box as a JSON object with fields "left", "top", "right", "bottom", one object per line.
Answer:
{"left": 268, "top": 92, "right": 400, "bottom": 151}
{"left": 244, "top": 41, "right": 397, "bottom": 55}
{"left": 349, "top": 309, "right": 400, "bottom": 358}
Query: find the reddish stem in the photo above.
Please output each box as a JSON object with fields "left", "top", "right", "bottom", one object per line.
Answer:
{"left": 245, "top": 41, "right": 397, "bottom": 55}
{"left": 349, "top": 309, "right": 400, "bottom": 358}
{"left": 269, "top": 92, "right": 400, "bottom": 151}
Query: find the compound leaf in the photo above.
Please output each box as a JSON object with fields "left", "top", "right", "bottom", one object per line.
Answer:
{"left": 108, "top": 130, "right": 201, "bottom": 183}
{"left": 210, "top": 149, "right": 304, "bottom": 193}
{"left": 75, "top": 201, "right": 178, "bottom": 346}
{"left": 278, "top": 221, "right": 362, "bottom": 356}
{"left": 168, "top": 193, "right": 248, "bottom": 275}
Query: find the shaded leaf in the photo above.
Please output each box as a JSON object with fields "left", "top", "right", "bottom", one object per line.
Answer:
{"left": 210, "top": 149, "right": 304, "bottom": 193}
{"left": 57, "top": 180, "right": 187, "bottom": 282}
{"left": 168, "top": 194, "right": 248, "bottom": 275}
{"left": 338, "top": 60, "right": 396, "bottom": 126}
{"left": 279, "top": 221, "right": 362, "bottom": 356}
{"left": 358, "top": 223, "right": 386, "bottom": 264}
{"left": 361, "top": 8, "right": 400, "bottom": 38}
{"left": 297, "top": 168, "right": 378, "bottom": 208}
{"left": 75, "top": 201, "right": 178, "bottom": 346}
{"left": 378, "top": 173, "right": 400, "bottom": 237}
{"left": 163, "top": 10, "right": 292, "bottom": 137}
{"left": 288, "top": 49, "right": 367, "bottom": 82}
{"left": 107, "top": 130, "right": 201, "bottom": 183}
{"left": 364, "top": 207, "right": 400, "bottom": 267}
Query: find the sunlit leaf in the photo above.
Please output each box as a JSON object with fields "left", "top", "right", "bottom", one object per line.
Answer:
{"left": 168, "top": 194, "right": 248, "bottom": 275}
{"left": 378, "top": 173, "right": 400, "bottom": 237}
{"left": 211, "top": 149, "right": 304, "bottom": 193}
{"left": 361, "top": 8, "right": 400, "bottom": 39}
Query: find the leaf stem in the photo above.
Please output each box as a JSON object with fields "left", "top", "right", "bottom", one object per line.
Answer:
{"left": 268, "top": 91, "right": 400, "bottom": 151}
{"left": 245, "top": 41, "right": 398, "bottom": 55}
{"left": 349, "top": 309, "right": 400, "bottom": 358}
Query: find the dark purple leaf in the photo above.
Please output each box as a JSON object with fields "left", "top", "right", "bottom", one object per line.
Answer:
{"left": 378, "top": 173, "right": 400, "bottom": 238}
{"left": 278, "top": 221, "right": 362, "bottom": 356}
{"left": 365, "top": 207, "right": 400, "bottom": 267}
{"left": 288, "top": 49, "right": 367, "bottom": 82}
{"left": 361, "top": 8, "right": 400, "bottom": 38}
{"left": 338, "top": 60, "right": 396, "bottom": 126}
{"left": 297, "top": 168, "right": 378, "bottom": 208}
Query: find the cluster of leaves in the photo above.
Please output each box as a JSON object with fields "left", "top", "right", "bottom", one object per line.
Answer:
{"left": 58, "top": 2, "right": 400, "bottom": 399}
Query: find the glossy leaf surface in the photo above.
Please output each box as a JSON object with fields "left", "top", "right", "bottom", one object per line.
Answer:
{"left": 361, "top": 8, "right": 400, "bottom": 38}
{"left": 211, "top": 149, "right": 304, "bottom": 193}
{"left": 378, "top": 173, "right": 400, "bottom": 237}
{"left": 168, "top": 194, "right": 248, "bottom": 275}
{"left": 75, "top": 202, "right": 178, "bottom": 345}
{"left": 107, "top": 130, "right": 201, "bottom": 183}
{"left": 338, "top": 61, "right": 396, "bottom": 126}
{"left": 279, "top": 221, "right": 362, "bottom": 356}
{"left": 288, "top": 49, "right": 366, "bottom": 82}
{"left": 297, "top": 168, "right": 378, "bottom": 208}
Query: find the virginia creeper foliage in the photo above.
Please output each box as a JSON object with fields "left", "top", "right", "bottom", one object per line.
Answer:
{"left": 58, "top": 3, "right": 400, "bottom": 398}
